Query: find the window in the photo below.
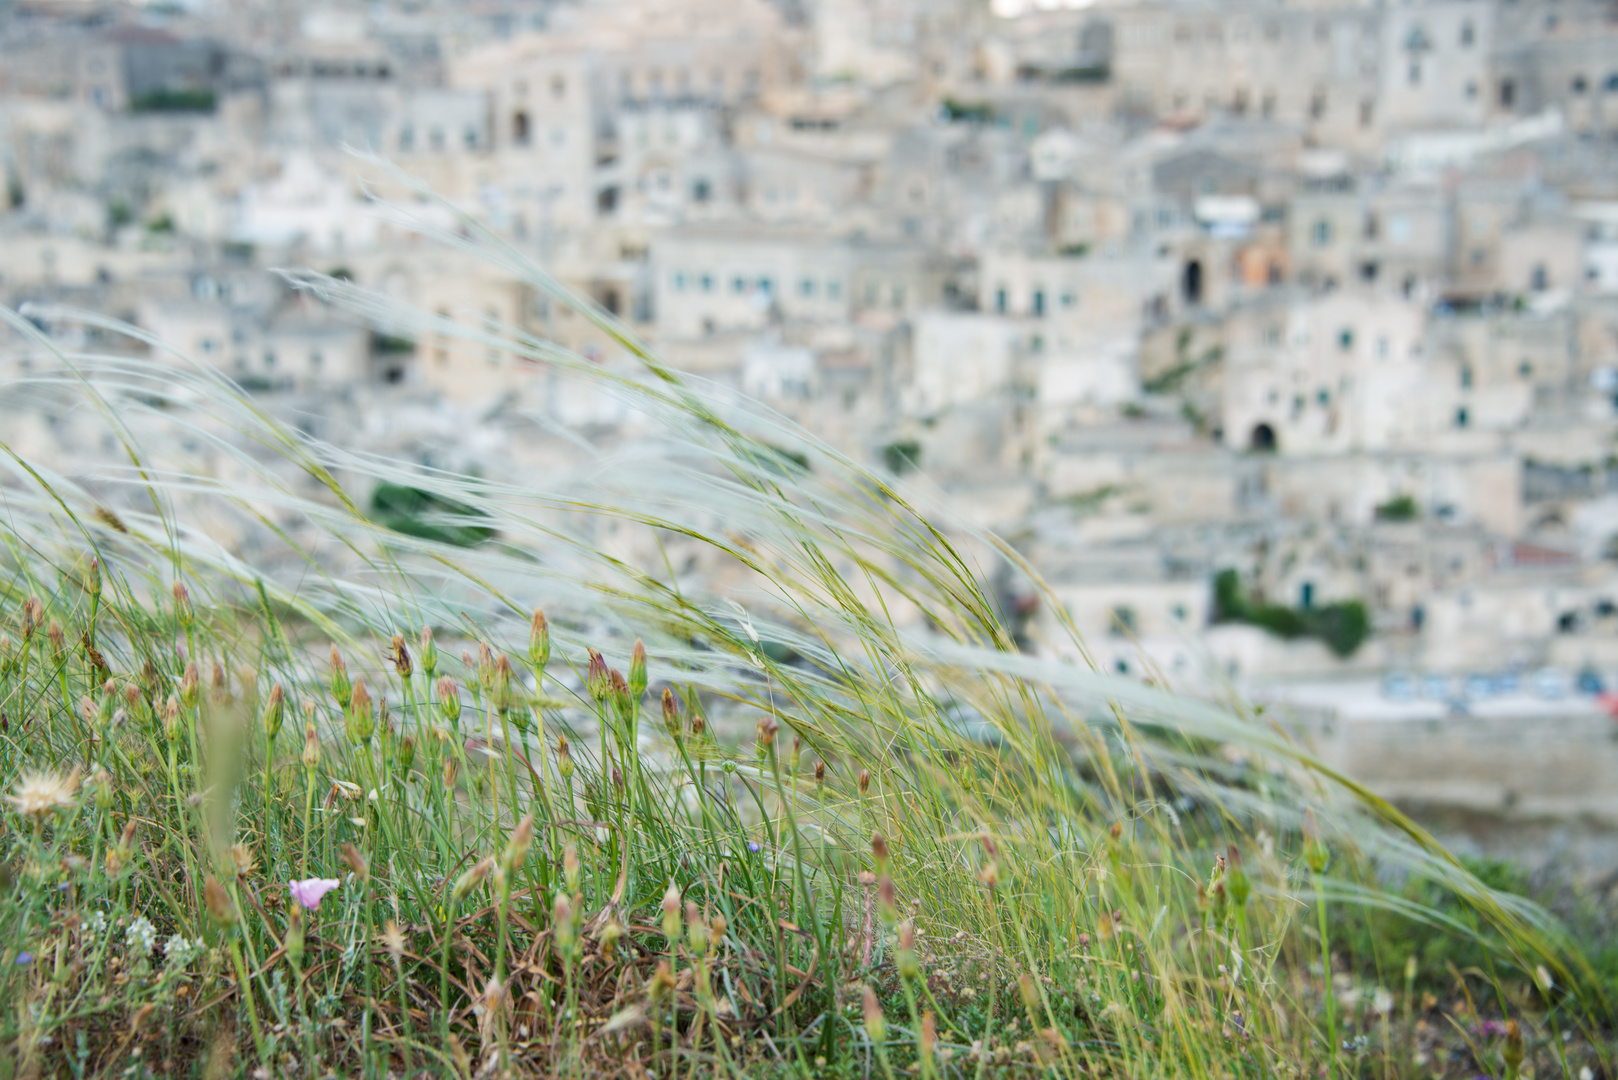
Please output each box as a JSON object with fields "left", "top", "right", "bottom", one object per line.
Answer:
{"left": 1465, "top": 80, "right": 1478, "bottom": 100}
{"left": 827, "top": 280, "right": 842, "bottom": 300}
{"left": 799, "top": 278, "right": 815, "bottom": 297}
{"left": 995, "top": 288, "right": 1008, "bottom": 314}
{"left": 1312, "top": 219, "right": 1333, "bottom": 246}
{"left": 1608, "top": 73, "right": 1618, "bottom": 93}
{"left": 1317, "top": 388, "right": 1330, "bottom": 406}
{"left": 1060, "top": 292, "right": 1076, "bottom": 309}
{"left": 1500, "top": 78, "right": 1516, "bottom": 109}
{"left": 1032, "top": 289, "right": 1045, "bottom": 317}
{"left": 731, "top": 276, "right": 746, "bottom": 294}
{"left": 464, "top": 124, "right": 479, "bottom": 150}
{"left": 399, "top": 124, "right": 415, "bottom": 152}
{"left": 1571, "top": 75, "right": 1588, "bottom": 95}
{"left": 1338, "top": 329, "right": 1354, "bottom": 350}
{"left": 758, "top": 277, "right": 773, "bottom": 296}
{"left": 1460, "top": 21, "right": 1474, "bottom": 46}
{"left": 1455, "top": 407, "right": 1469, "bottom": 428}
{"left": 692, "top": 179, "right": 711, "bottom": 202}
{"left": 699, "top": 274, "right": 713, "bottom": 292}
{"left": 1408, "top": 62, "right": 1421, "bottom": 86}
{"left": 1519, "top": 360, "right": 1533, "bottom": 378}
{"left": 1531, "top": 263, "right": 1548, "bottom": 291}
{"left": 263, "top": 350, "right": 277, "bottom": 369}
{"left": 672, "top": 272, "right": 686, "bottom": 291}
{"left": 429, "top": 126, "right": 445, "bottom": 152}
{"left": 1309, "top": 89, "right": 1327, "bottom": 120}
{"left": 512, "top": 111, "right": 530, "bottom": 146}
{"left": 1460, "top": 365, "right": 1473, "bottom": 389}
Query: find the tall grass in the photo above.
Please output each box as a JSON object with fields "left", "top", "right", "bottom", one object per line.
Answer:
{"left": 0, "top": 184, "right": 1610, "bottom": 1078}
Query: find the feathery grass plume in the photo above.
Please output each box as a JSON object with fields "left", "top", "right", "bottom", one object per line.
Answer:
{"left": 0, "top": 172, "right": 1609, "bottom": 1078}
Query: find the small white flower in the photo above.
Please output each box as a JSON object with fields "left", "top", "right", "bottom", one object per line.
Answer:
{"left": 125, "top": 916, "right": 156, "bottom": 955}
{"left": 85, "top": 910, "right": 108, "bottom": 936}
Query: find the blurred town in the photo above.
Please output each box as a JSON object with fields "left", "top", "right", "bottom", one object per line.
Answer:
{"left": 4, "top": 0, "right": 1618, "bottom": 824}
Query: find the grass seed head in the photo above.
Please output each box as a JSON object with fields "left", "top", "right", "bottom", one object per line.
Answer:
{"left": 441, "top": 754, "right": 458, "bottom": 789}
{"left": 920, "top": 1011, "right": 937, "bottom": 1059}
{"left": 871, "top": 832, "right": 890, "bottom": 870}
{"left": 878, "top": 874, "right": 897, "bottom": 923}
{"left": 598, "top": 917, "right": 623, "bottom": 961}
{"left": 383, "top": 919, "right": 405, "bottom": 964}
{"left": 609, "top": 669, "right": 632, "bottom": 726}
{"left": 1503, "top": 1020, "right": 1524, "bottom": 1072}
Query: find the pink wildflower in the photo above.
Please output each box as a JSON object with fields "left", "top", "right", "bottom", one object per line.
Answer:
{"left": 288, "top": 877, "right": 341, "bottom": 911}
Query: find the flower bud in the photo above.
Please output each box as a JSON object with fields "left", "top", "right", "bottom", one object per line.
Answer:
{"left": 871, "top": 833, "right": 890, "bottom": 871}
{"left": 628, "top": 639, "right": 647, "bottom": 701}
{"left": 599, "top": 917, "right": 623, "bottom": 961}
{"left": 329, "top": 645, "right": 351, "bottom": 709}
{"left": 172, "top": 582, "right": 193, "bottom": 628}
{"left": 390, "top": 634, "right": 413, "bottom": 678}
{"left": 341, "top": 842, "right": 369, "bottom": 881}
{"left": 204, "top": 876, "right": 239, "bottom": 929}
{"left": 564, "top": 842, "right": 580, "bottom": 895}
{"left": 861, "top": 985, "right": 885, "bottom": 1043}
{"left": 436, "top": 676, "right": 461, "bottom": 727}
{"left": 397, "top": 735, "right": 415, "bottom": 773}
{"left": 285, "top": 903, "right": 305, "bottom": 963}
{"left": 20, "top": 595, "right": 41, "bottom": 638}
{"left": 709, "top": 912, "right": 727, "bottom": 947}
{"left": 346, "top": 681, "right": 374, "bottom": 745}
{"left": 790, "top": 736, "right": 802, "bottom": 774}
{"left": 609, "top": 669, "right": 632, "bottom": 726}
{"left": 452, "top": 857, "right": 493, "bottom": 901}
{"left": 179, "top": 662, "right": 200, "bottom": 710}
{"left": 417, "top": 624, "right": 438, "bottom": 678}
{"left": 557, "top": 736, "right": 574, "bottom": 780}
{"left": 528, "top": 609, "right": 550, "bottom": 673}
{"left": 755, "top": 716, "right": 779, "bottom": 759}
{"left": 1019, "top": 973, "right": 1040, "bottom": 1012}
{"left": 877, "top": 874, "right": 897, "bottom": 923}
{"left": 86, "top": 558, "right": 101, "bottom": 600}
{"left": 163, "top": 695, "right": 181, "bottom": 741}
{"left": 814, "top": 760, "right": 825, "bottom": 786}
{"left": 661, "top": 880, "right": 682, "bottom": 942}
{"left": 686, "top": 900, "right": 708, "bottom": 953}
{"left": 1503, "top": 1020, "right": 1524, "bottom": 1073}
{"left": 503, "top": 815, "right": 534, "bottom": 875}
{"left": 302, "top": 723, "right": 320, "bottom": 770}
{"left": 661, "top": 687, "right": 680, "bottom": 736}
{"left": 689, "top": 710, "right": 706, "bottom": 739}
{"left": 1226, "top": 844, "right": 1251, "bottom": 908}
{"left": 586, "top": 648, "right": 609, "bottom": 701}
{"left": 263, "top": 684, "right": 285, "bottom": 741}
{"left": 858, "top": 768, "right": 871, "bottom": 796}
{"left": 48, "top": 620, "right": 64, "bottom": 659}
{"left": 477, "top": 642, "right": 496, "bottom": 691}
{"left": 442, "top": 754, "right": 458, "bottom": 789}
{"left": 650, "top": 958, "right": 675, "bottom": 1002}
{"left": 920, "top": 1011, "right": 937, "bottom": 1060}
{"left": 210, "top": 661, "right": 228, "bottom": 705}
{"left": 553, "top": 891, "right": 576, "bottom": 953}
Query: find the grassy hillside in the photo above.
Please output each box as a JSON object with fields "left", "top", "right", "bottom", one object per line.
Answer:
{"left": 0, "top": 207, "right": 1610, "bottom": 1078}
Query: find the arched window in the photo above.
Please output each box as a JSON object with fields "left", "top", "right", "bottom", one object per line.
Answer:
{"left": 513, "top": 111, "right": 530, "bottom": 146}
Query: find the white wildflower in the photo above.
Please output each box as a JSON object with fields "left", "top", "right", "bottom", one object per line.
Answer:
{"left": 162, "top": 934, "right": 205, "bottom": 968}
{"left": 85, "top": 910, "right": 108, "bottom": 936}
{"left": 125, "top": 916, "right": 156, "bottom": 955}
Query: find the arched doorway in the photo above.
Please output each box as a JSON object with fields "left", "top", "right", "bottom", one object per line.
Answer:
{"left": 1249, "top": 422, "right": 1277, "bottom": 452}
{"left": 1183, "top": 259, "right": 1203, "bottom": 305}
